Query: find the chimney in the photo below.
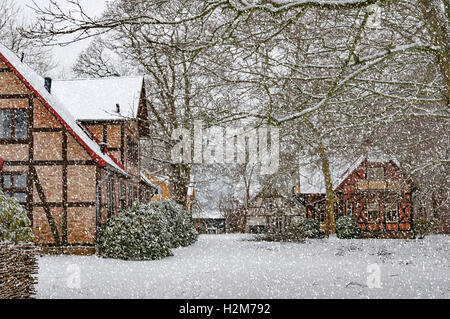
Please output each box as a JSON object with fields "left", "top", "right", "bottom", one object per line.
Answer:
{"left": 21, "top": 52, "right": 25, "bottom": 63}
{"left": 99, "top": 142, "right": 107, "bottom": 154}
{"left": 44, "top": 77, "right": 52, "bottom": 93}
{"left": 116, "top": 103, "right": 120, "bottom": 113}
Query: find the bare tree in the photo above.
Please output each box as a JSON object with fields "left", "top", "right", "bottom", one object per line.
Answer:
{"left": 24, "top": 0, "right": 449, "bottom": 229}
{"left": 0, "top": 0, "right": 56, "bottom": 74}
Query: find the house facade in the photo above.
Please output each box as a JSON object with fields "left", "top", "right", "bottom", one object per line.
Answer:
{"left": 295, "top": 151, "right": 417, "bottom": 238}
{"left": 0, "top": 43, "right": 155, "bottom": 247}
{"left": 246, "top": 186, "right": 303, "bottom": 234}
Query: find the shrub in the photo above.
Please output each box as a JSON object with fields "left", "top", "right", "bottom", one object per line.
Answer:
{"left": 258, "top": 217, "right": 321, "bottom": 242}
{"left": 289, "top": 217, "right": 321, "bottom": 240}
{"left": 414, "top": 217, "right": 437, "bottom": 239}
{"left": 149, "top": 201, "right": 198, "bottom": 248}
{"left": 100, "top": 202, "right": 172, "bottom": 260}
{"left": 100, "top": 201, "right": 198, "bottom": 260}
{"left": 335, "top": 215, "right": 358, "bottom": 239}
{"left": 0, "top": 189, "right": 33, "bottom": 243}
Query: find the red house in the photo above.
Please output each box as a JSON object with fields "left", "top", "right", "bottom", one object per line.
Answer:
{"left": 0, "top": 42, "right": 155, "bottom": 248}
{"left": 295, "top": 149, "right": 417, "bottom": 238}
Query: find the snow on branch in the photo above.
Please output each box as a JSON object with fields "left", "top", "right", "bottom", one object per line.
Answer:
{"left": 24, "top": 0, "right": 388, "bottom": 44}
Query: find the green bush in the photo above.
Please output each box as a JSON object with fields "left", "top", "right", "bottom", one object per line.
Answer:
{"left": 289, "top": 217, "right": 321, "bottom": 240}
{"left": 0, "top": 189, "right": 33, "bottom": 243}
{"left": 149, "top": 201, "right": 198, "bottom": 248}
{"left": 259, "top": 217, "right": 321, "bottom": 242}
{"left": 413, "top": 217, "right": 437, "bottom": 239}
{"left": 335, "top": 215, "right": 358, "bottom": 239}
{"left": 100, "top": 201, "right": 198, "bottom": 260}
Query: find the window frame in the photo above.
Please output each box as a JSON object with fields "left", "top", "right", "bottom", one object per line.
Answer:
{"left": 1, "top": 172, "right": 28, "bottom": 205}
{"left": 366, "top": 202, "right": 380, "bottom": 223}
{"left": 126, "top": 136, "right": 139, "bottom": 166}
{"left": 385, "top": 202, "right": 399, "bottom": 223}
{"left": 315, "top": 202, "right": 326, "bottom": 223}
{"left": 346, "top": 202, "right": 354, "bottom": 216}
{"left": 107, "top": 177, "right": 115, "bottom": 218}
{"left": 367, "top": 166, "right": 384, "bottom": 181}
{"left": 128, "top": 184, "right": 133, "bottom": 207}
{"left": 0, "top": 108, "right": 29, "bottom": 140}
{"left": 120, "top": 182, "right": 126, "bottom": 210}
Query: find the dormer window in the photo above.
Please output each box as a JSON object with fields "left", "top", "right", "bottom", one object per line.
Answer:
{"left": 367, "top": 167, "right": 384, "bottom": 181}
{"left": 0, "top": 109, "right": 28, "bottom": 139}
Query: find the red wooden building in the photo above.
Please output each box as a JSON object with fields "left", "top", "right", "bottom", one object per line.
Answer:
{"left": 295, "top": 150, "right": 417, "bottom": 238}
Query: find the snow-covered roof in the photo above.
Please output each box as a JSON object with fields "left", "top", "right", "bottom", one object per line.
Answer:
{"left": 0, "top": 43, "right": 127, "bottom": 175}
{"left": 143, "top": 170, "right": 170, "bottom": 184}
{"left": 140, "top": 172, "right": 158, "bottom": 189}
{"left": 299, "top": 149, "right": 399, "bottom": 194}
{"left": 192, "top": 210, "right": 223, "bottom": 219}
{"left": 51, "top": 77, "right": 144, "bottom": 121}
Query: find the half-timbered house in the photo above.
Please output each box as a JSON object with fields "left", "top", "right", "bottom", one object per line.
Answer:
{"left": 295, "top": 149, "right": 417, "bottom": 238}
{"left": 246, "top": 185, "right": 303, "bottom": 233}
{"left": 0, "top": 43, "right": 155, "bottom": 247}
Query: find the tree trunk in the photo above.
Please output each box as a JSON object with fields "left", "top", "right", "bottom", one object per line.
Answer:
{"left": 318, "top": 142, "right": 336, "bottom": 236}
{"left": 171, "top": 163, "right": 191, "bottom": 210}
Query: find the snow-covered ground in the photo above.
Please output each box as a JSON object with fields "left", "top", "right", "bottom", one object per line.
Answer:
{"left": 37, "top": 234, "right": 450, "bottom": 299}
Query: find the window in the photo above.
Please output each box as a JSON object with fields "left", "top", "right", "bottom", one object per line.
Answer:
{"left": 128, "top": 185, "right": 133, "bottom": 207}
{"left": 120, "top": 182, "right": 126, "bottom": 210}
{"left": 366, "top": 202, "right": 379, "bottom": 223}
{"left": 126, "top": 137, "right": 139, "bottom": 166}
{"left": 367, "top": 167, "right": 384, "bottom": 181}
{"left": 334, "top": 202, "right": 343, "bottom": 219}
{"left": 1, "top": 172, "right": 28, "bottom": 204}
{"left": 315, "top": 202, "right": 326, "bottom": 222}
{"left": 0, "top": 109, "right": 28, "bottom": 139}
{"left": 107, "top": 178, "right": 115, "bottom": 218}
{"left": 273, "top": 216, "right": 283, "bottom": 231}
{"left": 346, "top": 203, "right": 354, "bottom": 216}
{"left": 385, "top": 202, "right": 398, "bottom": 223}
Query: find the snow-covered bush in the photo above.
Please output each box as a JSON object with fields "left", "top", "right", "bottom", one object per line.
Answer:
{"left": 100, "top": 201, "right": 198, "bottom": 260}
{"left": 413, "top": 217, "right": 437, "bottom": 239}
{"left": 335, "top": 215, "right": 358, "bottom": 239}
{"left": 100, "top": 202, "right": 172, "bottom": 260}
{"left": 259, "top": 217, "right": 321, "bottom": 242}
{"left": 0, "top": 189, "right": 33, "bottom": 243}
{"left": 149, "top": 201, "right": 198, "bottom": 248}
{"left": 289, "top": 217, "right": 321, "bottom": 240}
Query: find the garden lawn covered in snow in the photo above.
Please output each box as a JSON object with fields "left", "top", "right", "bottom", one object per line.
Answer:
{"left": 37, "top": 234, "right": 450, "bottom": 299}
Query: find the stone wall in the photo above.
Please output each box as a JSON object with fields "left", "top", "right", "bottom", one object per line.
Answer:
{"left": 0, "top": 243, "right": 38, "bottom": 299}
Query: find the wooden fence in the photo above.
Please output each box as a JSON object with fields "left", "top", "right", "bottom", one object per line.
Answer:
{"left": 0, "top": 243, "right": 38, "bottom": 299}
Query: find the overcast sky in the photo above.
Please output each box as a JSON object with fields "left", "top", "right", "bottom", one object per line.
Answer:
{"left": 17, "top": 0, "right": 108, "bottom": 77}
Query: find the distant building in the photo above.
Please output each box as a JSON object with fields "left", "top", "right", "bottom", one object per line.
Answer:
{"left": 246, "top": 185, "right": 303, "bottom": 234}
{"left": 193, "top": 210, "right": 225, "bottom": 234}
{"left": 141, "top": 170, "right": 196, "bottom": 210}
{"left": 294, "top": 149, "right": 417, "bottom": 238}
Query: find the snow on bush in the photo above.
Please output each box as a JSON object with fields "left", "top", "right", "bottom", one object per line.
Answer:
{"left": 0, "top": 189, "right": 33, "bottom": 243}
{"left": 335, "top": 215, "right": 358, "bottom": 239}
{"left": 100, "top": 201, "right": 197, "bottom": 260}
{"left": 150, "top": 201, "right": 198, "bottom": 248}
{"left": 260, "top": 217, "right": 321, "bottom": 242}
{"left": 290, "top": 217, "right": 322, "bottom": 239}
